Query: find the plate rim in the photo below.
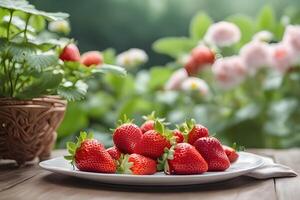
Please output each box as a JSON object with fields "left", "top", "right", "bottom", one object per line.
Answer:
{"left": 39, "top": 152, "right": 264, "bottom": 179}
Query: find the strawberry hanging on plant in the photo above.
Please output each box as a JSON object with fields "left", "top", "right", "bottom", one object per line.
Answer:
{"left": 134, "top": 120, "right": 174, "bottom": 159}
{"left": 64, "top": 132, "right": 116, "bottom": 173}
{"left": 112, "top": 115, "right": 143, "bottom": 154}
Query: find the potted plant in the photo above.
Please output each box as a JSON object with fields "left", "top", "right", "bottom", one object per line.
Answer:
{"left": 0, "top": 0, "right": 126, "bottom": 165}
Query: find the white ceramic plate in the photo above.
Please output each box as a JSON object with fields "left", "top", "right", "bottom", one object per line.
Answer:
{"left": 39, "top": 152, "right": 264, "bottom": 186}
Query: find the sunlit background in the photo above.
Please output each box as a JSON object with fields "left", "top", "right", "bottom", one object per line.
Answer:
{"left": 24, "top": 0, "right": 300, "bottom": 149}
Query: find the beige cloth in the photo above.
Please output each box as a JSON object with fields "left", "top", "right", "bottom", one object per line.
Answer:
{"left": 245, "top": 156, "right": 297, "bottom": 179}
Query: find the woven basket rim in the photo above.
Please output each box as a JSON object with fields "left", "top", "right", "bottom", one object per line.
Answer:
{"left": 0, "top": 95, "right": 67, "bottom": 107}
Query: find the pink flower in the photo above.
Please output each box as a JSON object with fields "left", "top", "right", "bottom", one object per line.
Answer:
{"left": 240, "top": 41, "right": 270, "bottom": 74}
{"left": 204, "top": 21, "right": 241, "bottom": 47}
{"left": 180, "top": 77, "right": 209, "bottom": 96}
{"left": 165, "top": 68, "right": 188, "bottom": 90}
{"left": 283, "top": 25, "right": 300, "bottom": 54}
{"left": 268, "top": 43, "right": 294, "bottom": 73}
{"left": 212, "top": 56, "right": 247, "bottom": 89}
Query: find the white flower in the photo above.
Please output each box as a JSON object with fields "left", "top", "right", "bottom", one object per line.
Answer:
{"left": 252, "top": 30, "right": 273, "bottom": 42}
{"left": 268, "top": 43, "right": 294, "bottom": 73}
{"left": 204, "top": 21, "right": 241, "bottom": 47}
{"left": 240, "top": 41, "right": 270, "bottom": 74}
{"left": 212, "top": 56, "right": 247, "bottom": 89}
{"left": 165, "top": 68, "right": 188, "bottom": 90}
{"left": 48, "top": 20, "right": 70, "bottom": 34}
{"left": 180, "top": 77, "right": 209, "bottom": 96}
{"left": 116, "top": 48, "right": 148, "bottom": 69}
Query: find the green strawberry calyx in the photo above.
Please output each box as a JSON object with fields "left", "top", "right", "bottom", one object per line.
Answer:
{"left": 116, "top": 154, "right": 134, "bottom": 174}
{"left": 157, "top": 145, "right": 175, "bottom": 174}
{"left": 154, "top": 120, "right": 176, "bottom": 145}
{"left": 177, "top": 118, "right": 196, "bottom": 142}
{"left": 64, "top": 131, "right": 94, "bottom": 169}
{"left": 142, "top": 111, "right": 166, "bottom": 123}
{"left": 232, "top": 142, "right": 245, "bottom": 152}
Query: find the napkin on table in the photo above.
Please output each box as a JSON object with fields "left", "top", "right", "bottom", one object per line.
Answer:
{"left": 245, "top": 155, "right": 297, "bottom": 179}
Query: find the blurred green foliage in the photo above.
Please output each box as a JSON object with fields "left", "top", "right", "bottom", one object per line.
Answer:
{"left": 22, "top": 1, "right": 300, "bottom": 149}
{"left": 29, "top": 0, "right": 300, "bottom": 66}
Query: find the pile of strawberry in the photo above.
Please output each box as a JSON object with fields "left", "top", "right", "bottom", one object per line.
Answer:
{"left": 65, "top": 113, "right": 239, "bottom": 175}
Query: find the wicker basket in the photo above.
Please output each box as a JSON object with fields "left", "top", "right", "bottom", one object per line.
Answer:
{"left": 0, "top": 96, "right": 67, "bottom": 165}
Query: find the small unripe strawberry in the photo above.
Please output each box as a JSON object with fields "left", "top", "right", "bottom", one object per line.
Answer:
{"left": 59, "top": 44, "right": 81, "bottom": 62}
{"left": 81, "top": 51, "right": 103, "bottom": 67}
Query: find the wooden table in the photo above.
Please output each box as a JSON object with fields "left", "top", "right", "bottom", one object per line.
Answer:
{"left": 0, "top": 149, "right": 299, "bottom": 200}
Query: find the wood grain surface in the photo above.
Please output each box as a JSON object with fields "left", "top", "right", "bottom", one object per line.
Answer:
{"left": 0, "top": 149, "right": 299, "bottom": 200}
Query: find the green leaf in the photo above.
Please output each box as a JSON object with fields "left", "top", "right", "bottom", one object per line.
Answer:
{"left": 92, "top": 64, "right": 126, "bottom": 77}
{"left": 256, "top": 5, "right": 276, "bottom": 32}
{"left": 66, "top": 142, "right": 77, "bottom": 151}
{"left": 6, "top": 42, "right": 36, "bottom": 62}
{"left": 227, "top": 15, "right": 255, "bottom": 46}
{"left": 0, "top": 0, "right": 69, "bottom": 21}
{"left": 152, "top": 37, "right": 196, "bottom": 58}
{"left": 29, "top": 15, "right": 45, "bottom": 32}
{"left": 16, "top": 71, "right": 63, "bottom": 99}
{"left": 26, "top": 53, "right": 58, "bottom": 71}
{"left": 102, "top": 48, "right": 116, "bottom": 64}
{"left": 148, "top": 67, "right": 173, "bottom": 91}
{"left": 64, "top": 155, "right": 73, "bottom": 160}
{"left": 189, "top": 12, "right": 213, "bottom": 40}
{"left": 3, "top": 15, "right": 35, "bottom": 32}
{"left": 57, "top": 81, "right": 88, "bottom": 101}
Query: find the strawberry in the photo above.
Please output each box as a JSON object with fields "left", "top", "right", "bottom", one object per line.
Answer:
{"left": 194, "top": 137, "right": 230, "bottom": 171}
{"left": 140, "top": 111, "right": 165, "bottom": 133}
{"left": 173, "top": 129, "right": 184, "bottom": 143}
{"left": 113, "top": 115, "right": 142, "bottom": 154}
{"left": 81, "top": 51, "right": 103, "bottom": 67}
{"left": 106, "top": 146, "right": 121, "bottom": 160}
{"left": 117, "top": 154, "right": 157, "bottom": 175}
{"left": 59, "top": 43, "right": 81, "bottom": 62}
{"left": 64, "top": 132, "right": 116, "bottom": 173}
{"left": 223, "top": 145, "right": 239, "bottom": 163}
{"left": 191, "top": 45, "right": 215, "bottom": 66}
{"left": 158, "top": 143, "right": 208, "bottom": 175}
{"left": 135, "top": 120, "right": 173, "bottom": 159}
{"left": 184, "top": 56, "right": 199, "bottom": 76}
{"left": 179, "top": 119, "right": 209, "bottom": 145}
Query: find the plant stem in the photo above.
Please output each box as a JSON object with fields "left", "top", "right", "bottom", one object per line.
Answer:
{"left": 7, "top": 10, "right": 13, "bottom": 40}
{"left": 24, "top": 14, "right": 31, "bottom": 42}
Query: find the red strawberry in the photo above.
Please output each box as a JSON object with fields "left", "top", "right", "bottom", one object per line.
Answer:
{"left": 59, "top": 44, "right": 81, "bottom": 62}
{"left": 113, "top": 116, "right": 142, "bottom": 154}
{"left": 106, "top": 146, "right": 121, "bottom": 160}
{"left": 135, "top": 120, "right": 172, "bottom": 159}
{"left": 117, "top": 154, "right": 157, "bottom": 175}
{"left": 81, "top": 51, "right": 103, "bottom": 67}
{"left": 140, "top": 111, "right": 165, "bottom": 133}
{"left": 173, "top": 129, "right": 184, "bottom": 143}
{"left": 179, "top": 119, "right": 209, "bottom": 145}
{"left": 184, "top": 56, "right": 199, "bottom": 76}
{"left": 194, "top": 137, "right": 230, "bottom": 171}
{"left": 64, "top": 132, "right": 116, "bottom": 173}
{"left": 158, "top": 143, "right": 208, "bottom": 175}
{"left": 191, "top": 45, "right": 215, "bottom": 66}
{"left": 140, "top": 120, "right": 155, "bottom": 134}
{"left": 223, "top": 145, "right": 239, "bottom": 163}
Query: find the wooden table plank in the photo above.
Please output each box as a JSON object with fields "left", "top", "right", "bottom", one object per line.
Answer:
{"left": 0, "top": 149, "right": 298, "bottom": 200}
{"left": 272, "top": 149, "right": 300, "bottom": 200}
